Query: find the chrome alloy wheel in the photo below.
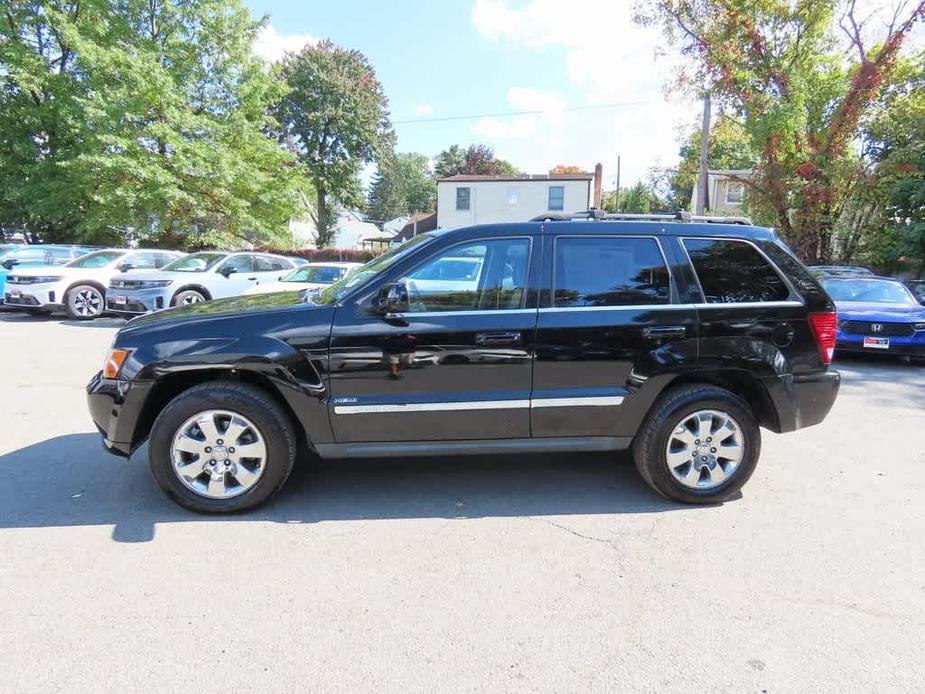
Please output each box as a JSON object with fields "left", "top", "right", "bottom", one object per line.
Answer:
{"left": 71, "top": 287, "right": 103, "bottom": 317}
{"left": 181, "top": 293, "right": 202, "bottom": 305}
{"left": 665, "top": 409, "right": 744, "bottom": 489}
{"left": 170, "top": 410, "right": 267, "bottom": 499}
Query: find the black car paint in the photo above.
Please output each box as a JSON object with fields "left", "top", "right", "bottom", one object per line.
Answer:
{"left": 88, "top": 220, "right": 839, "bottom": 458}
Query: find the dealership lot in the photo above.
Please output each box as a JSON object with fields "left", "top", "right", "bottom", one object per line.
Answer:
{"left": 1, "top": 313, "right": 923, "bottom": 693}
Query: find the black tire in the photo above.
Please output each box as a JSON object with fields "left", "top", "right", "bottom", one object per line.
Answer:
{"left": 65, "top": 284, "right": 105, "bottom": 320}
{"left": 632, "top": 384, "right": 761, "bottom": 504}
{"left": 171, "top": 288, "right": 207, "bottom": 307}
{"left": 149, "top": 381, "right": 297, "bottom": 513}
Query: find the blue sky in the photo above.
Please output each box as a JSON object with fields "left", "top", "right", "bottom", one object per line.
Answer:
{"left": 246, "top": 1, "right": 706, "bottom": 189}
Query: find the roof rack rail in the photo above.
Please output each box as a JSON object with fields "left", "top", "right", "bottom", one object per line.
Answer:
{"left": 530, "top": 209, "right": 753, "bottom": 225}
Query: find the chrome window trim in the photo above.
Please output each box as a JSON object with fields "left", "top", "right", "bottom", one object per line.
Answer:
{"left": 550, "top": 234, "right": 675, "bottom": 309}
{"left": 679, "top": 236, "right": 805, "bottom": 306}
{"left": 692, "top": 300, "right": 804, "bottom": 309}
{"left": 333, "top": 394, "right": 626, "bottom": 415}
{"left": 389, "top": 308, "right": 537, "bottom": 318}
{"left": 538, "top": 304, "right": 685, "bottom": 314}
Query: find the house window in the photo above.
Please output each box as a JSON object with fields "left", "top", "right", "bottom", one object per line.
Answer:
{"left": 508, "top": 187, "right": 518, "bottom": 205}
{"left": 456, "top": 187, "right": 471, "bottom": 211}
{"left": 725, "top": 182, "right": 744, "bottom": 205}
{"left": 548, "top": 185, "right": 565, "bottom": 211}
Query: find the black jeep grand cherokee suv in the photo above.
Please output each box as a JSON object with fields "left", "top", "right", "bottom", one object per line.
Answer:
{"left": 88, "top": 214, "right": 840, "bottom": 513}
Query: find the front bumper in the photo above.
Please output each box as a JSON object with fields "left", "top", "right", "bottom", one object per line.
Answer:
{"left": 836, "top": 333, "right": 925, "bottom": 357}
{"left": 766, "top": 370, "right": 841, "bottom": 433}
{"left": 3, "top": 279, "right": 66, "bottom": 310}
{"left": 86, "top": 370, "right": 154, "bottom": 457}
{"left": 106, "top": 286, "right": 173, "bottom": 315}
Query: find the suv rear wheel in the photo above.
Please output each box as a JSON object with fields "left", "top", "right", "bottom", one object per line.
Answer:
{"left": 148, "top": 381, "right": 297, "bottom": 513}
{"left": 633, "top": 385, "right": 760, "bottom": 504}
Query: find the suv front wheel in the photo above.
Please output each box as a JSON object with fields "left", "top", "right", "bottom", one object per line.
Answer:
{"left": 149, "top": 381, "right": 297, "bottom": 513}
{"left": 633, "top": 385, "right": 761, "bottom": 504}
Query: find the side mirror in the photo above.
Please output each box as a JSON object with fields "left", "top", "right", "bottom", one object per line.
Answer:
{"left": 377, "top": 282, "right": 410, "bottom": 315}
{"left": 219, "top": 266, "right": 237, "bottom": 278}
{"left": 118, "top": 262, "right": 135, "bottom": 273}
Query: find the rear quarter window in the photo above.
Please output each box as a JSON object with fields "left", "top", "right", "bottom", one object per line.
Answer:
{"left": 683, "top": 238, "right": 790, "bottom": 304}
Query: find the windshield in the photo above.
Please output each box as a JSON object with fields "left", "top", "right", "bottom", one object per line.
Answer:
{"left": 311, "top": 234, "right": 434, "bottom": 305}
{"left": 284, "top": 265, "right": 349, "bottom": 284}
{"left": 162, "top": 252, "right": 225, "bottom": 272}
{"left": 66, "top": 250, "right": 124, "bottom": 268}
{"left": 823, "top": 278, "right": 916, "bottom": 304}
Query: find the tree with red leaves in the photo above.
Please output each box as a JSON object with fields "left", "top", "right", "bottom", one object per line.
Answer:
{"left": 638, "top": 0, "right": 925, "bottom": 262}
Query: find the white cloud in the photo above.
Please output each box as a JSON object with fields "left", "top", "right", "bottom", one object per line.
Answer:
{"left": 471, "top": 0, "right": 698, "bottom": 185}
{"left": 253, "top": 25, "right": 318, "bottom": 63}
{"left": 415, "top": 104, "right": 434, "bottom": 115}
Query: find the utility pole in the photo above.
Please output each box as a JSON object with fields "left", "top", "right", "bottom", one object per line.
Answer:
{"left": 614, "top": 154, "right": 621, "bottom": 213}
{"left": 696, "top": 93, "right": 711, "bottom": 215}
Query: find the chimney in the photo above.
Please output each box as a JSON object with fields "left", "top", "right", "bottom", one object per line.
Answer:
{"left": 593, "top": 162, "right": 603, "bottom": 209}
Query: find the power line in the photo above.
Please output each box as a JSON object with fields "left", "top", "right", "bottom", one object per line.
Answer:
{"left": 392, "top": 100, "right": 651, "bottom": 125}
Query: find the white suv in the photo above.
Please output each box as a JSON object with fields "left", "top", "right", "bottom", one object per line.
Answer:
{"left": 4, "top": 248, "right": 183, "bottom": 319}
{"left": 107, "top": 251, "right": 299, "bottom": 315}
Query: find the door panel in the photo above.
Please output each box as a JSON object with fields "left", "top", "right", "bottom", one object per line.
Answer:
{"left": 532, "top": 233, "right": 698, "bottom": 438}
{"left": 328, "top": 307, "right": 537, "bottom": 442}
{"left": 327, "top": 234, "right": 538, "bottom": 443}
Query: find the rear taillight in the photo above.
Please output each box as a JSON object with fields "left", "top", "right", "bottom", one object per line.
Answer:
{"left": 807, "top": 311, "right": 837, "bottom": 365}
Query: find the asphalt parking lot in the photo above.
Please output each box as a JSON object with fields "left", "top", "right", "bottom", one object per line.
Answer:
{"left": 1, "top": 312, "right": 923, "bottom": 693}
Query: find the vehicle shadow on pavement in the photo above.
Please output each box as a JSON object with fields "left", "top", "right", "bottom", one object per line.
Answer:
{"left": 0, "top": 433, "right": 694, "bottom": 543}
{"left": 0, "top": 312, "right": 125, "bottom": 328}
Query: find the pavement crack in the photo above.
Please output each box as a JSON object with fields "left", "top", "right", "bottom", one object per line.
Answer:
{"left": 526, "top": 516, "right": 616, "bottom": 548}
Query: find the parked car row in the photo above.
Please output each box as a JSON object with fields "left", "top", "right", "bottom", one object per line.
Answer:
{"left": 809, "top": 266, "right": 925, "bottom": 362}
{"left": 1, "top": 244, "right": 362, "bottom": 320}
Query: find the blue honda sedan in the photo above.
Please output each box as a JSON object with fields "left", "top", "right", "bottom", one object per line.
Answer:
{"left": 821, "top": 276, "right": 925, "bottom": 361}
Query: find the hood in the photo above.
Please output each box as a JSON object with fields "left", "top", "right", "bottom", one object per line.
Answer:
{"left": 835, "top": 300, "right": 925, "bottom": 321}
{"left": 120, "top": 290, "right": 311, "bottom": 330}
{"left": 7, "top": 265, "right": 82, "bottom": 279}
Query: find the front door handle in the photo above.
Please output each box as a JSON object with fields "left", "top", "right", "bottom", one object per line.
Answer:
{"left": 475, "top": 331, "right": 522, "bottom": 345}
{"left": 643, "top": 325, "right": 686, "bottom": 340}
{"left": 247, "top": 276, "right": 257, "bottom": 281}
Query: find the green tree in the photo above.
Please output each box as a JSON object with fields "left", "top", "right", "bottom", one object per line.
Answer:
{"left": 277, "top": 40, "right": 391, "bottom": 247}
{"left": 853, "top": 54, "right": 925, "bottom": 270}
{"left": 638, "top": 0, "right": 925, "bottom": 262}
{"left": 433, "top": 144, "right": 520, "bottom": 178}
{"left": 366, "top": 152, "right": 436, "bottom": 222}
{"left": 0, "top": 0, "right": 306, "bottom": 247}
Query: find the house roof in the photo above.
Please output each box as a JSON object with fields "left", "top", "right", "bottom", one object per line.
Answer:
{"left": 437, "top": 173, "right": 593, "bottom": 182}
{"left": 392, "top": 212, "right": 437, "bottom": 243}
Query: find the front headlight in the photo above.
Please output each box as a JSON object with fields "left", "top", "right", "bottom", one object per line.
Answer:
{"left": 138, "top": 280, "right": 173, "bottom": 289}
{"left": 7, "top": 275, "right": 63, "bottom": 284}
{"left": 914, "top": 322, "right": 925, "bottom": 331}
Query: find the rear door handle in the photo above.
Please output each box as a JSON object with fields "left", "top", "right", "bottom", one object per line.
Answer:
{"left": 643, "top": 325, "right": 686, "bottom": 339}
{"left": 475, "top": 331, "right": 522, "bottom": 345}
{"left": 247, "top": 276, "right": 257, "bottom": 281}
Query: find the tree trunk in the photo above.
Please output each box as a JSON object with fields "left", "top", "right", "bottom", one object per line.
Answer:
{"left": 314, "top": 186, "right": 336, "bottom": 248}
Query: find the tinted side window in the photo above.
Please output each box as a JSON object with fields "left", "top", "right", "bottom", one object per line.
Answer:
{"left": 683, "top": 238, "right": 789, "bottom": 303}
{"left": 255, "top": 256, "right": 291, "bottom": 272}
{"left": 553, "top": 237, "right": 670, "bottom": 307}
{"left": 402, "top": 238, "right": 530, "bottom": 312}
{"left": 126, "top": 252, "right": 160, "bottom": 269}
{"left": 217, "top": 255, "right": 254, "bottom": 274}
